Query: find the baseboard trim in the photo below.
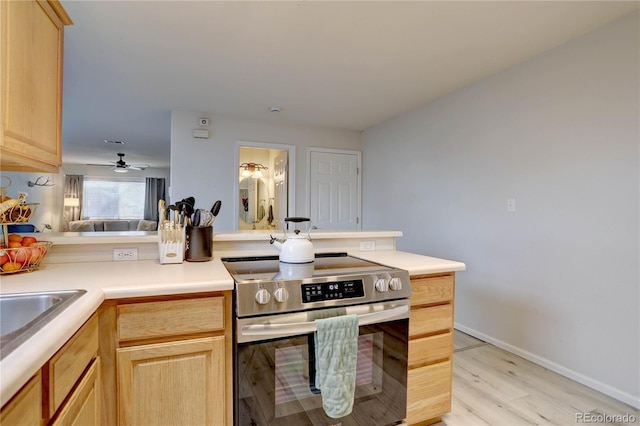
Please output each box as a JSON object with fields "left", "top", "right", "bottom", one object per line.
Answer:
{"left": 454, "top": 322, "right": 640, "bottom": 410}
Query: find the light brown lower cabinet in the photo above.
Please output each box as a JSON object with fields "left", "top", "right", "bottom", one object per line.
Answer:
{"left": 47, "top": 314, "right": 99, "bottom": 418}
{"left": 99, "top": 291, "right": 233, "bottom": 426}
{"left": 0, "top": 371, "right": 42, "bottom": 426}
{"left": 406, "top": 273, "right": 455, "bottom": 425}
{"left": 51, "top": 358, "right": 101, "bottom": 426}
{"left": 118, "top": 336, "right": 226, "bottom": 426}
{"left": 407, "top": 360, "right": 453, "bottom": 423}
{"left": 0, "top": 314, "right": 100, "bottom": 426}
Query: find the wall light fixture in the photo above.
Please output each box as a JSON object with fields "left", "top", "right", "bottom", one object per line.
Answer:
{"left": 239, "top": 162, "right": 268, "bottom": 178}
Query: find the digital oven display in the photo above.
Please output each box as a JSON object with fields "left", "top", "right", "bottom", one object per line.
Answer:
{"left": 301, "top": 280, "right": 365, "bottom": 303}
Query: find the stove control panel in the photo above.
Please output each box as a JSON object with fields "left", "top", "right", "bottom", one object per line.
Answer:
{"left": 302, "top": 279, "right": 365, "bottom": 303}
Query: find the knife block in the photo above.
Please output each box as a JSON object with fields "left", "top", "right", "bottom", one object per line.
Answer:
{"left": 158, "top": 224, "right": 185, "bottom": 264}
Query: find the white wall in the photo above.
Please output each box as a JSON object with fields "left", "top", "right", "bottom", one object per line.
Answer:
{"left": 170, "top": 112, "right": 362, "bottom": 231}
{"left": 1, "top": 172, "right": 60, "bottom": 233}
{"left": 362, "top": 12, "right": 639, "bottom": 407}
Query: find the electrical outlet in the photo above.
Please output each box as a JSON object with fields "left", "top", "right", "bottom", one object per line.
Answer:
{"left": 359, "top": 241, "right": 375, "bottom": 251}
{"left": 113, "top": 248, "right": 138, "bottom": 261}
{"left": 507, "top": 198, "right": 516, "bottom": 212}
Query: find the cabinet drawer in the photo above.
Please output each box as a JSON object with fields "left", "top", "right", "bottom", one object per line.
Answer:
{"left": 410, "top": 274, "right": 454, "bottom": 306}
{"left": 118, "top": 297, "right": 224, "bottom": 342}
{"left": 408, "top": 332, "right": 453, "bottom": 368}
{"left": 1, "top": 371, "right": 42, "bottom": 426}
{"left": 49, "top": 314, "right": 99, "bottom": 417}
{"left": 406, "top": 360, "right": 452, "bottom": 424}
{"left": 409, "top": 304, "right": 453, "bottom": 337}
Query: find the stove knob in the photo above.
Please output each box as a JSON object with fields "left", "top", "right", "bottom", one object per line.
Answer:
{"left": 389, "top": 277, "right": 403, "bottom": 291}
{"left": 255, "top": 288, "right": 271, "bottom": 305}
{"left": 375, "top": 278, "right": 389, "bottom": 292}
{"left": 274, "top": 287, "right": 289, "bottom": 303}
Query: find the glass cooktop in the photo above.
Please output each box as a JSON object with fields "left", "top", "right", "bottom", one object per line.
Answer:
{"left": 222, "top": 252, "right": 396, "bottom": 283}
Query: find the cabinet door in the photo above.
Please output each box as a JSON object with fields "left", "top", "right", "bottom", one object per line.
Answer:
{"left": 0, "top": 371, "right": 42, "bottom": 426}
{"left": 51, "top": 358, "right": 101, "bottom": 426}
{"left": 1, "top": 0, "right": 69, "bottom": 171}
{"left": 117, "top": 336, "right": 225, "bottom": 426}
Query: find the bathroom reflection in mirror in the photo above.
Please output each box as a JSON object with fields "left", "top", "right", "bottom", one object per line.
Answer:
{"left": 238, "top": 176, "right": 269, "bottom": 227}
{"left": 236, "top": 142, "right": 295, "bottom": 230}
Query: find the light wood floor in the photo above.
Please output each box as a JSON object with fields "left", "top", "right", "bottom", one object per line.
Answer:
{"left": 433, "top": 331, "right": 640, "bottom": 426}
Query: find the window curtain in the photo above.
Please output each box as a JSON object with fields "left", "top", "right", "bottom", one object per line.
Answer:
{"left": 144, "top": 177, "right": 166, "bottom": 221}
{"left": 63, "top": 174, "right": 83, "bottom": 231}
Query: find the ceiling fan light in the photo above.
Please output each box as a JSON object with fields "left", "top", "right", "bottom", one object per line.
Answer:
{"left": 113, "top": 167, "right": 128, "bottom": 173}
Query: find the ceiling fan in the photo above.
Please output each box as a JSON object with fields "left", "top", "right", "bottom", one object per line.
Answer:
{"left": 88, "top": 153, "right": 149, "bottom": 173}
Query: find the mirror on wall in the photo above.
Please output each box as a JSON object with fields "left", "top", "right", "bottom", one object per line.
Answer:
{"left": 238, "top": 177, "right": 268, "bottom": 226}
{"left": 235, "top": 142, "right": 294, "bottom": 230}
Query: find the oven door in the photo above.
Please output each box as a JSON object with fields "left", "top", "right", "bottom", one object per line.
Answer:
{"left": 235, "top": 300, "right": 409, "bottom": 426}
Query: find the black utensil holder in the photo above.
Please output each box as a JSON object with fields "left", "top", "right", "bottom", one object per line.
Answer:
{"left": 185, "top": 225, "right": 213, "bottom": 262}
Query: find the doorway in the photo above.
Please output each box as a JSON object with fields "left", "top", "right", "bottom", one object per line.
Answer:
{"left": 234, "top": 141, "right": 295, "bottom": 230}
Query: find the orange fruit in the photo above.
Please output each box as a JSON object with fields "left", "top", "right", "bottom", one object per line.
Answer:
{"left": 2, "top": 262, "right": 22, "bottom": 272}
{"left": 8, "top": 242, "right": 22, "bottom": 248}
{"left": 22, "top": 236, "right": 38, "bottom": 247}
{"left": 7, "top": 234, "right": 22, "bottom": 243}
{"left": 0, "top": 250, "right": 8, "bottom": 266}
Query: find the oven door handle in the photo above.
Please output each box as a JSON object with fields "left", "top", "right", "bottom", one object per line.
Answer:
{"left": 240, "top": 304, "right": 409, "bottom": 337}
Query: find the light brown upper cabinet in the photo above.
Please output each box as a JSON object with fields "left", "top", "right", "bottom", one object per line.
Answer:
{"left": 1, "top": 0, "right": 72, "bottom": 172}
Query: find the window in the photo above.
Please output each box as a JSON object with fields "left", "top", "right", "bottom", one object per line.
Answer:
{"left": 82, "top": 177, "right": 145, "bottom": 219}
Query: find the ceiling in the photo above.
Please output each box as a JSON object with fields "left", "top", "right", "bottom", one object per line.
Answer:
{"left": 60, "top": 1, "right": 638, "bottom": 169}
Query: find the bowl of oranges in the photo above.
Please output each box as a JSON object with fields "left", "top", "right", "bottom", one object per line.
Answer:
{"left": 1, "top": 234, "right": 52, "bottom": 274}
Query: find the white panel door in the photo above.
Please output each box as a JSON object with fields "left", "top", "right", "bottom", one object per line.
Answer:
{"left": 309, "top": 150, "right": 360, "bottom": 230}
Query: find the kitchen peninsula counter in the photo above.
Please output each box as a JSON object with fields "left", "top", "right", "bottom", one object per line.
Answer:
{"left": 0, "top": 229, "right": 465, "bottom": 409}
{"left": 0, "top": 259, "right": 234, "bottom": 407}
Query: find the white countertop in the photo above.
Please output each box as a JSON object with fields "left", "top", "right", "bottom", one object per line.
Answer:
{"left": 0, "top": 258, "right": 233, "bottom": 406}
{"left": 350, "top": 250, "right": 466, "bottom": 275}
{"left": 38, "top": 229, "right": 403, "bottom": 245}
{"left": 0, "top": 249, "right": 464, "bottom": 407}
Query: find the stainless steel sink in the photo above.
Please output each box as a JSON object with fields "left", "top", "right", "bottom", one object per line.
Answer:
{"left": 0, "top": 290, "right": 87, "bottom": 360}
